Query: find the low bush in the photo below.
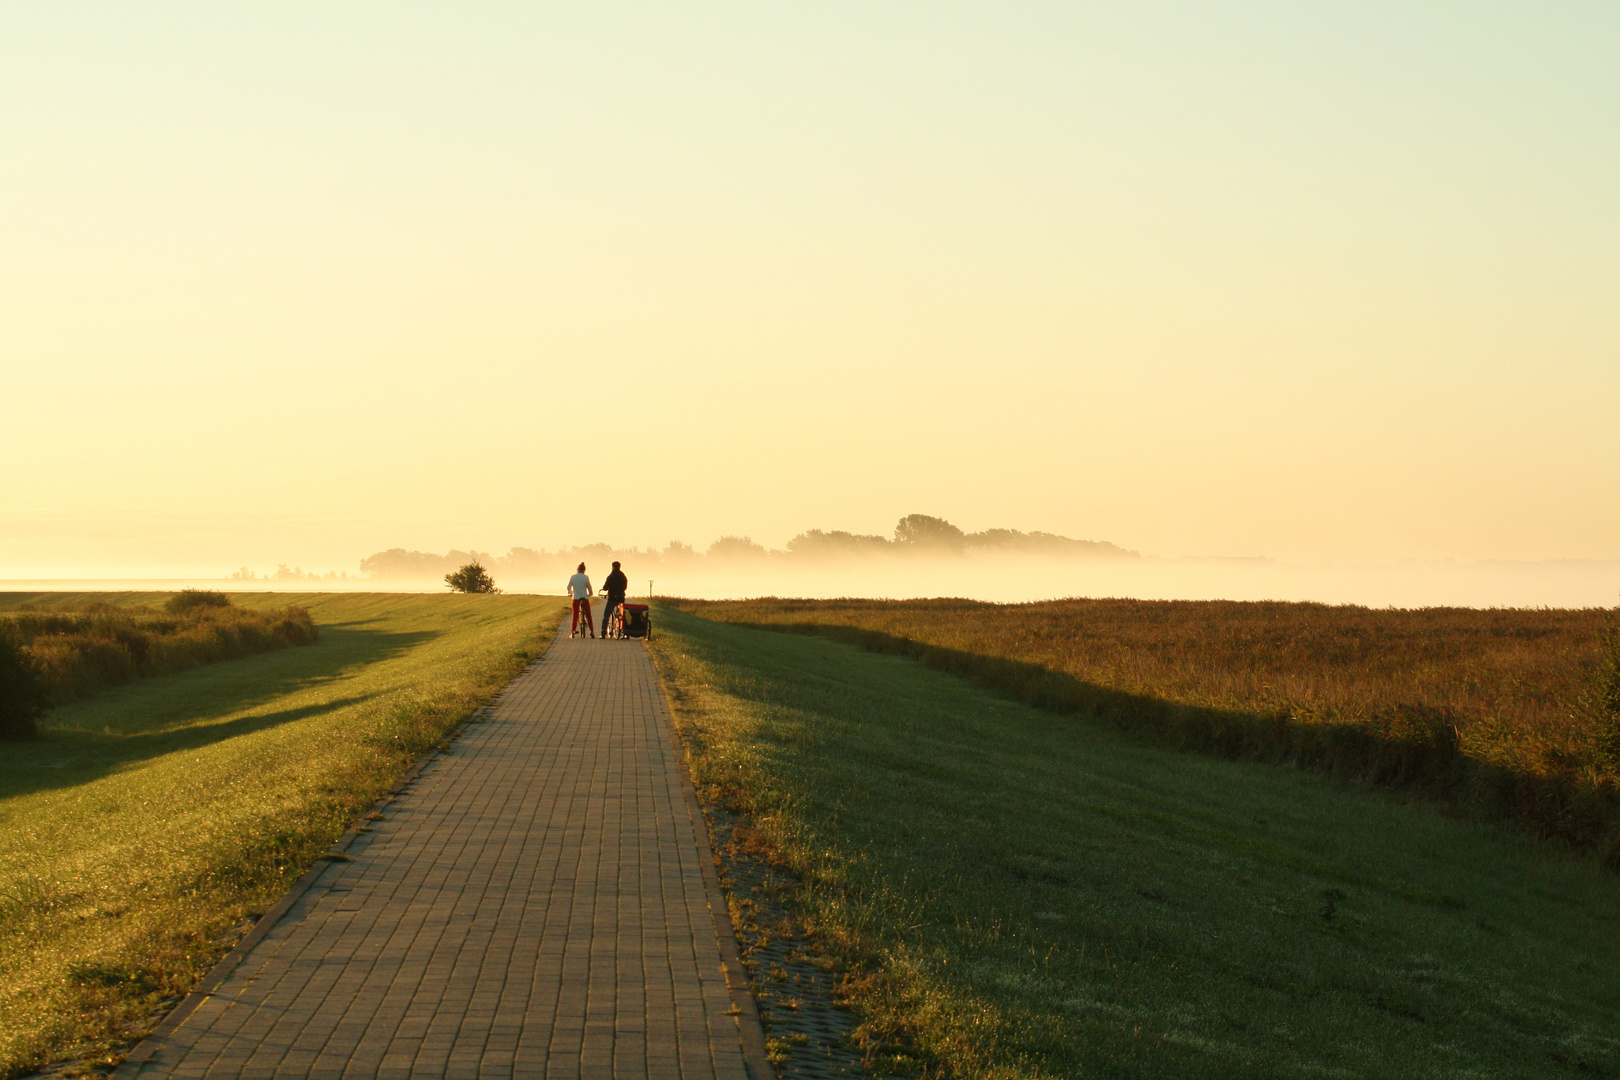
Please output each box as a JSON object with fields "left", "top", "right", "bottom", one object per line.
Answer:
{"left": 164, "top": 589, "right": 230, "bottom": 614}
{"left": 0, "top": 599, "right": 318, "bottom": 717}
{"left": 445, "top": 562, "right": 499, "bottom": 594}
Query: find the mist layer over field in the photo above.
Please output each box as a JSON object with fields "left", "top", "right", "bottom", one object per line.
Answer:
{"left": 66, "top": 555, "right": 1598, "bottom": 610}
{"left": 589, "top": 555, "right": 1620, "bottom": 609}
{"left": 7, "top": 563, "right": 1617, "bottom": 610}
{"left": 6, "top": 518, "right": 1615, "bottom": 608}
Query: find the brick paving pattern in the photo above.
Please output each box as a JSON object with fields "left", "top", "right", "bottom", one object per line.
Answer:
{"left": 118, "top": 628, "right": 754, "bottom": 1079}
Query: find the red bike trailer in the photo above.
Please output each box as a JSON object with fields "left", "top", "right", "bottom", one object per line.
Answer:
{"left": 620, "top": 603, "right": 652, "bottom": 640}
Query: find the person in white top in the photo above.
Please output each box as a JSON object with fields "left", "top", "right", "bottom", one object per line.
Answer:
{"left": 567, "top": 563, "right": 595, "bottom": 638}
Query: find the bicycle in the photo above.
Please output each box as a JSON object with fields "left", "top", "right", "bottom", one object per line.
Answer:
{"left": 570, "top": 598, "right": 595, "bottom": 639}
{"left": 602, "top": 598, "right": 627, "bottom": 639}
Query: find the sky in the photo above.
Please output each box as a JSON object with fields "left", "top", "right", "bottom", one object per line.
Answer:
{"left": 3, "top": 2, "right": 1618, "bottom": 582}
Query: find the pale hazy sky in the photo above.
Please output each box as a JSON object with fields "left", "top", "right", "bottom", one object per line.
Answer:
{"left": 3, "top": 2, "right": 1617, "bottom": 577}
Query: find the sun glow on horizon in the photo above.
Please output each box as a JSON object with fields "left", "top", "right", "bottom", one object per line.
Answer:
{"left": 3, "top": 3, "right": 1617, "bottom": 599}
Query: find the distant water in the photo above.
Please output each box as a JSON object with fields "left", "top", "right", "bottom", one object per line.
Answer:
{"left": 595, "top": 556, "right": 1620, "bottom": 608}
{"left": 7, "top": 557, "right": 1615, "bottom": 609}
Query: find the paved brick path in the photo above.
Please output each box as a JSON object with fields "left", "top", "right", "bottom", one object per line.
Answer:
{"left": 118, "top": 619, "right": 763, "bottom": 1079}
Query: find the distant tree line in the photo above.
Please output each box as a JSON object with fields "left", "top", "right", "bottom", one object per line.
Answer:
{"left": 230, "top": 565, "right": 354, "bottom": 583}
{"left": 357, "top": 515, "right": 1137, "bottom": 580}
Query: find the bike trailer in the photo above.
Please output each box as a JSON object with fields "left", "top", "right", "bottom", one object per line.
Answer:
{"left": 621, "top": 603, "right": 652, "bottom": 639}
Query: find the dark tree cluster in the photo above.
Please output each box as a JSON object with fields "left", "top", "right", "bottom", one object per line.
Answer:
{"left": 445, "top": 562, "right": 500, "bottom": 594}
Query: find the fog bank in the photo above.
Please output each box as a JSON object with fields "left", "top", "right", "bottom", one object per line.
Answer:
{"left": 47, "top": 556, "right": 1602, "bottom": 610}
{"left": 634, "top": 556, "right": 1619, "bottom": 609}
{"left": 5, "top": 517, "right": 1615, "bottom": 609}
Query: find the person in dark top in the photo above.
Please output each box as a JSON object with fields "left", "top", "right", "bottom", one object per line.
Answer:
{"left": 601, "top": 561, "right": 629, "bottom": 637}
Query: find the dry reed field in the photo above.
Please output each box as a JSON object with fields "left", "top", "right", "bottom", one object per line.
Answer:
{"left": 0, "top": 593, "right": 317, "bottom": 738}
{"left": 665, "top": 598, "right": 1620, "bottom": 862}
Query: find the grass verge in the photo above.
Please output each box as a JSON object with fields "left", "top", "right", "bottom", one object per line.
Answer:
{"left": 664, "top": 598, "right": 1620, "bottom": 864}
{"left": 0, "top": 592, "right": 564, "bottom": 1078}
{"left": 650, "top": 606, "right": 1620, "bottom": 1079}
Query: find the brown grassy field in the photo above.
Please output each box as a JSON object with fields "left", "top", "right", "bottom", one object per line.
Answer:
{"left": 3, "top": 597, "right": 316, "bottom": 712}
{"left": 664, "top": 598, "right": 1620, "bottom": 864}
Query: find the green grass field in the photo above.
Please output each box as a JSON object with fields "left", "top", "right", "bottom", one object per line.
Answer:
{"left": 0, "top": 591, "right": 564, "bottom": 1078}
{"left": 650, "top": 607, "right": 1620, "bottom": 1079}
{"left": 665, "top": 598, "right": 1620, "bottom": 862}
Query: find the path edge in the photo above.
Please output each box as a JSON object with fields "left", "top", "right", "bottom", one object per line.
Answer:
{"left": 645, "top": 640, "right": 778, "bottom": 1080}
{"left": 108, "top": 691, "right": 506, "bottom": 1077}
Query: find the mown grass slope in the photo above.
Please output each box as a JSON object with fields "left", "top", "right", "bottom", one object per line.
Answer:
{"left": 667, "top": 598, "right": 1620, "bottom": 862}
{"left": 651, "top": 607, "right": 1620, "bottom": 1079}
{"left": 0, "top": 592, "right": 564, "bottom": 1078}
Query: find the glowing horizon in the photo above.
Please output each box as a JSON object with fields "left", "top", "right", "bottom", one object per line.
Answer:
{"left": 3, "top": 4, "right": 1617, "bottom": 596}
